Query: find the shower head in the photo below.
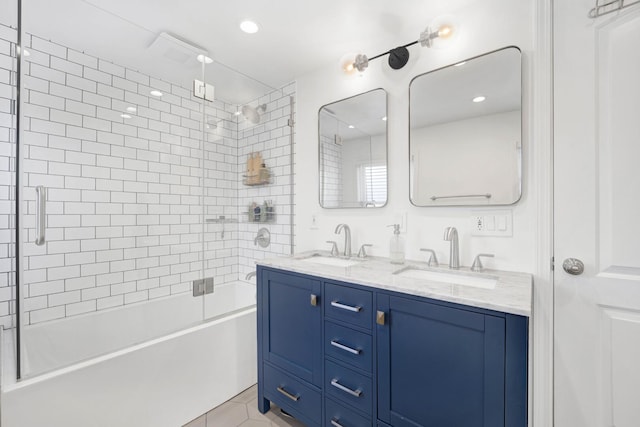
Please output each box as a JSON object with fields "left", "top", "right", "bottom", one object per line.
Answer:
{"left": 241, "top": 104, "right": 267, "bottom": 124}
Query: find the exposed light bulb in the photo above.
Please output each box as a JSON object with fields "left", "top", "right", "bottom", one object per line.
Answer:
{"left": 472, "top": 96, "right": 486, "bottom": 103}
{"left": 438, "top": 25, "right": 454, "bottom": 39}
{"left": 420, "top": 15, "right": 459, "bottom": 49}
{"left": 340, "top": 53, "right": 363, "bottom": 76}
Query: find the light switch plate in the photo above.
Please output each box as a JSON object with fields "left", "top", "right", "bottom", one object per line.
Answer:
{"left": 470, "top": 209, "right": 513, "bottom": 237}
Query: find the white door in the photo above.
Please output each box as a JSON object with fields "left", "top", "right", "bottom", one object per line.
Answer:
{"left": 554, "top": 1, "right": 640, "bottom": 426}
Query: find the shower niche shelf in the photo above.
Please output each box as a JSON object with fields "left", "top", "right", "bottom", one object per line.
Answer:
{"left": 242, "top": 174, "right": 272, "bottom": 186}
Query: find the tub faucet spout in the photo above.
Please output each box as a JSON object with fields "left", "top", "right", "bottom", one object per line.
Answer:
{"left": 443, "top": 226, "right": 460, "bottom": 269}
{"left": 334, "top": 223, "right": 352, "bottom": 257}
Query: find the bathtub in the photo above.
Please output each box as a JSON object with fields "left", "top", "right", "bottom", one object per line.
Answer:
{"left": 1, "top": 281, "right": 257, "bottom": 427}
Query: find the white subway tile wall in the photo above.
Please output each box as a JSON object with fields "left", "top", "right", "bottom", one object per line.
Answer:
{"left": 12, "top": 33, "right": 295, "bottom": 326}
{"left": 0, "top": 23, "right": 16, "bottom": 329}
{"left": 319, "top": 134, "right": 342, "bottom": 207}
{"left": 237, "top": 83, "right": 296, "bottom": 280}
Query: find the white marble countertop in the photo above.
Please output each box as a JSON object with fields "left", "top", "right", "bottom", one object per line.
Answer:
{"left": 257, "top": 251, "right": 532, "bottom": 317}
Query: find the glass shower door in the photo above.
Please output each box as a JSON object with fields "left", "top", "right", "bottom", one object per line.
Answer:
{"left": 17, "top": 1, "right": 209, "bottom": 378}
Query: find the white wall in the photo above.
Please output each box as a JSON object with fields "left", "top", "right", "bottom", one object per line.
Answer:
{"left": 295, "top": 0, "right": 535, "bottom": 272}
{"left": 412, "top": 111, "right": 521, "bottom": 206}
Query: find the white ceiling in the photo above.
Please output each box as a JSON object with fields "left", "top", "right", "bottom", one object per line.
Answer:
{"left": 22, "top": 0, "right": 474, "bottom": 104}
{"left": 410, "top": 46, "right": 521, "bottom": 128}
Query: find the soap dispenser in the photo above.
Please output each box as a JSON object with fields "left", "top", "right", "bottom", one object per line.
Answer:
{"left": 388, "top": 224, "right": 405, "bottom": 265}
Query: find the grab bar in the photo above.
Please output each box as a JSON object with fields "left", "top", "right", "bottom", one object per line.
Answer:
{"left": 35, "top": 186, "right": 46, "bottom": 246}
{"left": 430, "top": 193, "right": 491, "bottom": 201}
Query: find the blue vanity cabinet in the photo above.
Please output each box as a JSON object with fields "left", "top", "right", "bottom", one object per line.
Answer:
{"left": 257, "top": 266, "right": 528, "bottom": 427}
{"left": 257, "top": 267, "right": 323, "bottom": 426}
{"left": 376, "top": 293, "right": 527, "bottom": 427}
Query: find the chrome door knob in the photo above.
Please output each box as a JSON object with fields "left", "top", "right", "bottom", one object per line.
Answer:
{"left": 562, "top": 258, "right": 584, "bottom": 275}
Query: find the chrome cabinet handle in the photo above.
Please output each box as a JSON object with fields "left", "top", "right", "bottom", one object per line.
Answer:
{"left": 331, "top": 301, "right": 362, "bottom": 313}
{"left": 330, "top": 340, "right": 361, "bottom": 355}
{"left": 276, "top": 386, "right": 299, "bottom": 402}
{"left": 330, "top": 379, "right": 362, "bottom": 397}
{"left": 331, "top": 419, "right": 345, "bottom": 427}
{"left": 35, "top": 185, "right": 46, "bottom": 246}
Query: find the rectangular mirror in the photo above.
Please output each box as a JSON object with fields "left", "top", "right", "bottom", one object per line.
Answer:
{"left": 319, "top": 89, "right": 388, "bottom": 208}
{"left": 409, "top": 46, "right": 522, "bottom": 206}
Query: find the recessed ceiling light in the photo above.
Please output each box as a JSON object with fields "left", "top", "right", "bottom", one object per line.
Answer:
{"left": 454, "top": 61, "right": 466, "bottom": 67}
{"left": 120, "top": 114, "right": 132, "bottom": 119}
{"left": 197, "top": 54, "right": 213, "bottom": 64}
{"left": 348, "top": 125, "right": 355, "bottom": 129}
{"left": 126, "top": 106, "right": 137, "bottom": 113}
{"left": 240, "top": 20, "right": 259, "bottom": 34}
{"left": 150, "top": 90, "right": 163, "bottom": 97}
{"left": 382, "top": 116, "right": 387, "bottom": 121}
{"left": 472, "top": 96, "right": 486, "bottom": 103}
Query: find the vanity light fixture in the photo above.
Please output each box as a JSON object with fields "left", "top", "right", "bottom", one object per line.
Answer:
{"left": 342, "top": 15, "right": 458, "bottom": 74}
{"left": 472, "top": 96, "right": 486, "bottom": 103}
{"left": 150, "top": 90, "right": 163, "bottom": 97}
{"left": 240, "top": 20, "right": 259, "bottom": 34}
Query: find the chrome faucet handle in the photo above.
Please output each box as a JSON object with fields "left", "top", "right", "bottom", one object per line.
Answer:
{"left": 357, "top": 244, "right": 373, "bottom": 258}
{"left": 419, "top": 248, "right": 439, "bottom": 267}
{"left": 471, "top": 253, "right": 494, "bottom": 272}
{"left": 326, "top": 240, "right": 339, "bottom": 257}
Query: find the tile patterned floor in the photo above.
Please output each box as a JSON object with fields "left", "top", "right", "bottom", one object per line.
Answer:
{"left": 183, "top": 384, "right": 306, "bottom": 427}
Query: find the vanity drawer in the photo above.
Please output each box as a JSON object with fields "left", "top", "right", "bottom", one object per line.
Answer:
{"left": 325, "top": 283, "right": 372, "bottom": 330}
{"left": 325, "top": 359, "right": 373, "bottom": 415}
{"left": 325, "top": 397, "right": 372, "bottom": 427}
{"left": 325, "top": 321, "right": 372, "bottom": 372}
{"left": 263, "top": 363, "right": 321, "bottom": 425}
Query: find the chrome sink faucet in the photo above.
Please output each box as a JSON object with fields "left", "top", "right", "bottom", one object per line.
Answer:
{"left": 334, "top": 223, "right": 352, "bottom": 257}
{"left": 443, "top": 227, "right": 459, "bottom": 269}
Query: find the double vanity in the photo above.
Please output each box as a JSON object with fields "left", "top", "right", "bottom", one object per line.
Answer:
{"left": 256, "top": 251, "right": 531, "bottom": 427}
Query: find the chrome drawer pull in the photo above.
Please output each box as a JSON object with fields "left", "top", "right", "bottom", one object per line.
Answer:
{"left": 276, "top": 386, "right": 300, "bottom": 402}
{"left": 331, "top": 379, "right": 362, "bottom": 397}
{"left": 331, "top": 419, "right": 345, "bottom": 427}
{"left": 330, "top": 340, "right": 361, "bottom": 355}
{"left": 331, "top": 300, "right": 362, "bottom": 313}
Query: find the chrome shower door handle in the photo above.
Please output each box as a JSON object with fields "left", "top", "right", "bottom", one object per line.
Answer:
{"left": 35, "top": 186, "right": 46, "bottom": 246}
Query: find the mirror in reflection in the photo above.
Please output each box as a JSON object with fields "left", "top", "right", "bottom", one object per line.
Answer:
{"left": 319, "top": 89, "right": 388, "bottom": 208}
{"left": 409, "top": 46, "right": 522, "bottom": 206}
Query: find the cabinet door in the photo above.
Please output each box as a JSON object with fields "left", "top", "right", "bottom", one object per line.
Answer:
{"left": 260, "top": 269, "right": 323, "bottom": 386}
{"left": 377, "top": 294, "right": 506, "bottom": 427}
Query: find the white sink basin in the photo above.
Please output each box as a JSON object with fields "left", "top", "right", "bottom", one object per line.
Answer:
{"left": 300, "top": 255, "right": 362, "bottom": 268}
{"left": 394, "top": 267, "right": 498, "bottom": 289}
